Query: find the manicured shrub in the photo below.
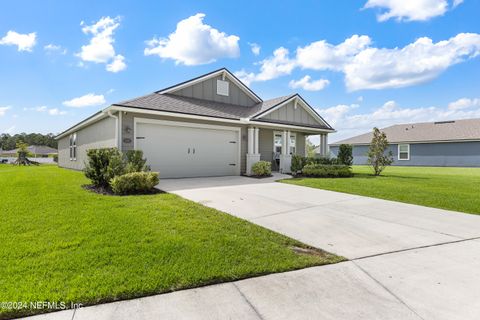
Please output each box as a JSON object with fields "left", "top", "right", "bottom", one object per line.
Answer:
{"left": 84, "top": 148, "right": 125, "bottom": 188}
{"left": 302, "top": 164, "right": 353, "bottom": 178}
{"left": 125, "top": 150, "right": 149, "bottom": 173}
{"left": 252, "top": 161, "right": 272, "bottom": 177}
{"left": 110, "top": 172, "right": 160, "bottom": 195}
{"left": 337, "top": 144, "right": 353, "bottom": 166}
{"left": 291, "top": 154, "right": 304, "bottom": 175}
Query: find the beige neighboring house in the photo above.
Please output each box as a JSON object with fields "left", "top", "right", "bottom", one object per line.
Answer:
{"left": 56, "top": 68, "right": 334, "bottom": 178}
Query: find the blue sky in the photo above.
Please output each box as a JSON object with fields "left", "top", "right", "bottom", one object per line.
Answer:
{"left": 0, "top": 0, "right": 479, "bottom": 142}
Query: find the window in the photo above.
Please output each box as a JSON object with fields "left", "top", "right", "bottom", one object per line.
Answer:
{"left": 398, "top": 144, "right": 409, "bottom": 160}
{"left": 274, "top": 132, "right": 283, "bottom": 154}
{"left": 69, "top": 133, "right": 77, "bottom": 161}
{"left": 289, "top": 133, "right": 296, "bottom": 154}
{"left": 216, "top": 79, "right": 229, "bottom": 96}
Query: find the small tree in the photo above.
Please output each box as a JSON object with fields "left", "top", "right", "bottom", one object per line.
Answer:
{"left": 13, "top": 140, "right": 39, "bottom": 166}
{"left": 337, "top": 144, "right": 353, "bottom": 166}
{"left": 305, "top": 139, "right": 317, "bottom": 158}
{"left": 367, "top": 128, "right": 393, "bottom": 176}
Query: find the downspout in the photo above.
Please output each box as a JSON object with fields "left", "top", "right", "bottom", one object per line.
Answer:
{"left": 106, "top": 110, "right": 120, "bottom": 149}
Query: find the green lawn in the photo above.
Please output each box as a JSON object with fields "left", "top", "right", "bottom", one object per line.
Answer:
{"left": 0, "top": 165, "right": 342, "bottom": 319}
{"left": 282, "top": 165, "right": 480, "bottom": 215}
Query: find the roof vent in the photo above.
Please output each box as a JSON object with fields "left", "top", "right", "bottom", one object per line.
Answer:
{"left": 434, "top": 120, "right": 455, "bottom": 125}
{"left": 216, "top": 79, "right": 229, "bottom": 96}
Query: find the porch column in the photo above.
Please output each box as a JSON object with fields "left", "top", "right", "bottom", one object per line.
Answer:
{"left": 279, "top": 130, "right": 292, "bottom": 174}
{"left": 325, "top": 134, "right": 329, "bottom": 155}
{"left": 247, "top": 127, "right": 254, "bottom": 154}
{"left": 246, "top": 127, "right": 261, "bottom": 175}
{"left": 254, "top": 127, "right": 259, "bottom": 154}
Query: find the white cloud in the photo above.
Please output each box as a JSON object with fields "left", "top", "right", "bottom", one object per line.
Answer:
{"left": 144, "top": 13, "right": 240, "bottom": 65}
{"left": 289, "top": 75, "right": 330, "bottom": 91}
{"left": 448, "top": 97, "right": 480, "bottom": 110}
{"left": 237, "top": 33, "right": 480, "bottom": 91}
{"left": 0, "top": 106, "right": 11, "bottom": 116}
{"left": 345, "top": 33, "right": 480, "bottom": 91}
{"left": 63, "top": 93, "right": 106, "bottom": 108}
{"left": 297, "top": 35, "right": 372, "bottom": 71}
{"left": 249, "top": 42, "right": 261, "bottom": 56}
{"left": 35, "top": 106, "right": 48, "bottom": 112}
{"left": 235, "top": 47, "right": 296, "bottom": 85}
{"left": 44, "top": 43, "right": 67, "bottom": 55}
{"left": 4, "top": 125, "right": 16, "bottom": 134}
{"left": 48, "top": 108, "right": 67, "bottom": 116}
{"left": 106, "top": 54, "right": 126, "bottom": 72}
{"left": 363, "top": 0, "right": 452, "bottom": 22}
{"left": 0, "top": 31, "right": 36, "bottom": 52}
{"left": 77, "top": 16, "right": 126, "bottom": 72}
{"left": 317, "top": 98, "right": 480, "bottom": 142}
{"left": 453, "top": 0, "right": 464, "bottom": 8}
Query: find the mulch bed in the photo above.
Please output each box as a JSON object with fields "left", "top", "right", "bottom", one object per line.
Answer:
{"left": 242, "top": 174, "right": 273, "bottom": 179}
{"left": 82, "top": 184, "right": 163, "bottom": 196}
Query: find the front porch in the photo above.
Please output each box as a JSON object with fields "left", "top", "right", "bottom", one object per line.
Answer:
{"left": 245, "top": 126, "right": 330, "bottom": 175}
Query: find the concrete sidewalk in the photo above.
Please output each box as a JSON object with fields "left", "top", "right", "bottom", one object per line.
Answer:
{"left": 24, "top": 175, "right": 480, "bottom": 320}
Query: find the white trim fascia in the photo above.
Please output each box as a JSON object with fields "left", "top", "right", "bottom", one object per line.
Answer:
{"left": 397, "top": 143, "right": 410, "bottom": 161}
{"left": 249, "top": 120, "right": 335, "bottom": 133}
{"left": 157, "top": 69, "right": 262, "bottom": 103}
{"left": 253, "top": 95, "right": 329, "bottom": 128}
{"left": 133, "top": 117, "right": 242, "bottom": 176}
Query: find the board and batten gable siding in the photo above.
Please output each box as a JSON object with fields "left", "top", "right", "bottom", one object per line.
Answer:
{"left": 121, "top": 112, "right": 248, "bottom": 173}
{"left": 58, "top": 116, "right": 117, "bottom": 170}
{"left": 330, "top": 141, "right": 480, "bottom": 167}
{"left": 169, "top": 75, "right": 257, "bottom": 107}
{"left": 261, "top": 100, "right": 319, "bottom": 127}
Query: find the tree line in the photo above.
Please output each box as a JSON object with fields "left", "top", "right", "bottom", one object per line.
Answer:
{"left": 0, "top": 133, "right": 57, "bottom": 151}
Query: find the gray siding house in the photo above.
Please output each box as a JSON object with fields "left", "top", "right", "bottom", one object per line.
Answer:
{"left": 330, "top": 119, "right": 480, "bottom": 167}
{"left": 56, "top": 68, "right": 334, "bottom": 178}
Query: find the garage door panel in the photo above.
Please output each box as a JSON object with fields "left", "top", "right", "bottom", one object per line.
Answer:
{"left": 136, "top": 122, "right": 239, "bottom": 178}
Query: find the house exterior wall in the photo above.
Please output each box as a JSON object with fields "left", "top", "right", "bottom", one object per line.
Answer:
{"left": 258, "top": 128, "right": 306, "bottom": 163}
{"left": 170, "top": 75, "right": 256, "bottom": 107}
{"left": 121, "top": 112, "right": 248, "bottom": 173}
{"left": 330, "top": 141, "right": 480, "bottom": 167}
{"left": 58, "top": 116, "right": 117, "bottom": 170}
{"left": 261, "top": 100, "right": 319, "bottom": 127}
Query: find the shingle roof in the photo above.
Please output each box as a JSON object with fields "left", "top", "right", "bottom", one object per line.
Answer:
{"left": 331, "top": 118, "right": 480, "bottom": 145}
{"left": 114, "top": 93, "right": 295, "bottom": 120}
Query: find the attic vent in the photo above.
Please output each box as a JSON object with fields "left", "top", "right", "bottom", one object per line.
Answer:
{"left": 216, "top": 80, "right": 229, "bottom": 96}
{"left": 434, "top": 120, "right": 455, "bottom": 125}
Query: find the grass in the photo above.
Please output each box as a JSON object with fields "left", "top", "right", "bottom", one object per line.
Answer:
{"left": 0, "top": 165, "right": 343, "bottom": 319}
{"left": 282, "top": 165, "right": 480, "bottom": 215}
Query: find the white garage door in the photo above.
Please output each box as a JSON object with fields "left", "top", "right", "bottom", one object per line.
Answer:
{"left": 135, "top": 120, "right": 240, "bottom": 178}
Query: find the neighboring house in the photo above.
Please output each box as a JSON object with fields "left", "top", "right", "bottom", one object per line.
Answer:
{"left": 330, "top": 118, "right": 480, "bottom": 167}
{"left": 56, "top": 68, "right": 334, "bottom": 178}
{"left": 0, "top": 145, "right": 57, "bottom": 157}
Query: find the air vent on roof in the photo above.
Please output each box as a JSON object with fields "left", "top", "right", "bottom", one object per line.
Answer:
{"left": 434, "top": 120, "right": 455, "bottom": 125}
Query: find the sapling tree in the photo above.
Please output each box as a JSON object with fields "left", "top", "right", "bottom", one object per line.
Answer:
{"left": 367, "top": 128, "right": 393, "bottom": 176}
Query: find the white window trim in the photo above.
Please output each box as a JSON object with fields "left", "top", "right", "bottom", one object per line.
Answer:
{"left": 273, "top": 131, "right": 283, "bottom": 153}
{"left": 289, "top": 132, "right": 296, "bottom": 155}
{"left": 398, "top": 143, "right": 410, "bottom": 161}
{"left": 69, "top": 133, "right": 77, "bottom": 161}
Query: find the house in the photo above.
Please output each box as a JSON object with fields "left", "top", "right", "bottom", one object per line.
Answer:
{"left": 56, "top": 68, "right": 334, "bottom": 178}
{"left": 330, "top": 118, "right": 480, "bottom": 167}
{"left": 0, "top": 145, "right": 57, "bottom": 158}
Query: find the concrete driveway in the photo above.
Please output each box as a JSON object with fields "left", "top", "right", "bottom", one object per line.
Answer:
{"left": 158, "top": 174, "right": 480, "bottom": 320}
{"left": 25, "top": 175, "right": 480, "bottom": 320}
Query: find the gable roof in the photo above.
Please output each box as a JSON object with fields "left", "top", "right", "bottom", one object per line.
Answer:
{"left": 156, "top": 68, "right": 263, "bottom": 104}
{"left": 114, "top": 93, "right": 303, "bottom": 121}
{"left": 331, "top": 118, "right": 480, "bottom": 146}
{"left": 1, "top": 145, "right": 57, "bottom": 155}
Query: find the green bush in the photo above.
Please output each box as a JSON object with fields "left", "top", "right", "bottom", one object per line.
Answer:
{"left": 302, "top": 164, "right": 353, "bottom": 178}
{"left": 84, "top": 148, "right": 125, "bottom": 188}
{"left": 337, "top": 144, "right": 353, "bottom": 166}
{"left": 110, "top": 172, "right": 160, "bottom": 195}
{"left": 125, "top": 150, "right": 149, "bottom": 173}
{"left": 291, "top": 154, "right": 305, "bottom": 175}
{"left": 252, "top": 161, "right": 272, "bottom": 176}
